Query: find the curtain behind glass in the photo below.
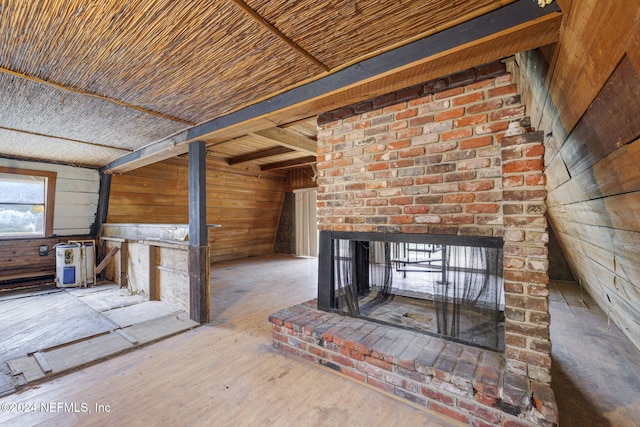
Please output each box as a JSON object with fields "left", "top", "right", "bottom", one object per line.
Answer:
{"left": 334, "top": 239, "right": 360, "bottom": 316}
{"left": 332, "top": 238, "right": 503, "bottom": 350}
{"left": 369, "top": 241, "right": 393, "bottom": 298}
{"left": 435, "top": 245, "right": 503, "bottom": 343}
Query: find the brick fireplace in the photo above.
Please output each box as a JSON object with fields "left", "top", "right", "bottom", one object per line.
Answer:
{"left": 269, "top": 62, "right": 557, "bottom": 426}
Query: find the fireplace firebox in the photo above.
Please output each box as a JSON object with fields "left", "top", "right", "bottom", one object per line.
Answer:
{"left": 318, "top": 231, "right": 504, "bottom": 351}
{"left": 270, "top": 62, "right": 557, "bottom": 425}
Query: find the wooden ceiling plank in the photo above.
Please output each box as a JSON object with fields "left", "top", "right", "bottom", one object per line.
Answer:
{"left": 229, "top": 0, "right": 329, "bottom": 72}
{"left": 261, "top": 156, "right": 317, "bottom": 171}
{"left": 281, "top": 118, "right": 318, "bottom": 139}
{"left": 251, "top": 127, "right": 317, "bottom": 156}
{"left": 227, "top": 146, "right": 295, "bottom": 165}
{"left": 102, "top": 1, "right": 561, "bottom": 174}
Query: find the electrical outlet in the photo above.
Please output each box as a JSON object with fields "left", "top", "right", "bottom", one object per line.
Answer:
{"left": 39, "top": 245, "right": 49, "bottom": 256}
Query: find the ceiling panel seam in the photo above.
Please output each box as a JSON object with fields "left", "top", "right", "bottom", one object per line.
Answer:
{"left": 0, "top": 66, "right": 193, "bottom": 126}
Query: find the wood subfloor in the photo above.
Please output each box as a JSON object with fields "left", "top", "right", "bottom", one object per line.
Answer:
{"left": 549, "top": 280, "right": 640, "bottom": 427}
{"left": 0, "top": 284, "right": 188, "bottom": 396}
{"left": 0, "top": 255, "right": 457, "bottom": 427}
{"left": 2, "top": 256, "right": 638, "bottom": 426}
{"left": 0, "top": 288, "right": 120, "bottom": 363}
{"left": 0, "top": 285, "right": 138, "bottom": 395}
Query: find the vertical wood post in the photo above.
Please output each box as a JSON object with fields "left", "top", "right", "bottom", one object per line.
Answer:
{"left": 189, "top": 140, "right": 210, "bottom": 323}
{"left": 119, "top": 241, "right": 128, "bottom": 288}
{"left": 95, "top": 173, "right": 111, "bottom": 229}
{"left": 148, "top": 245, "right": 158, "bottom": 301}
{"left": 92, "top": 173, "right": 112, "bottom": 262}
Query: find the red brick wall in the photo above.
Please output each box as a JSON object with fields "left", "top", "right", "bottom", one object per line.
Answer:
{"left": 501, "top": 130, "right": 550, "bottom": 385}
{"left": 316, "top": 63, "right": 552, "bottom": 387}
{"left": 317, "top": 64, "right": 522, "bottom": 238}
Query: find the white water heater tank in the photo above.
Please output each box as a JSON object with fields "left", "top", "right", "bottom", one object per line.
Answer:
{"left": 55, "top": 244, "right": 82, "bottom": 287}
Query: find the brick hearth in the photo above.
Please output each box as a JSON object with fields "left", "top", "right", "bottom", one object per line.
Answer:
{"left": 270, "top": 302, "right": 557, "bottom": 426}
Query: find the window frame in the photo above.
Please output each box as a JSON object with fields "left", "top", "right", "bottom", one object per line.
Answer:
{"left": 0, "top": 166, "right": 57, "bottom": 238}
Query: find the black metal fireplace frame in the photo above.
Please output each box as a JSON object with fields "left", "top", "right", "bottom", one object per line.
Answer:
{"left": 317, "top": 230, "right": 504, "bottom": 312}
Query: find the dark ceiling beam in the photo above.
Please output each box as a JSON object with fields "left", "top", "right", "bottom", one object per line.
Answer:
{"left": 229, "top": 0, "right": 329, "bottom": 72}
{"left": 227, "top": 146, "right": 294, "bottom": 165}
{"left": 102, "top": 131, "right": 190, "bottom": 174}
{"left": 261, "top": 156, "right": 317, "bottom": 171}
{"left": 102, "top": 0, "right": 561, "bottom": 174}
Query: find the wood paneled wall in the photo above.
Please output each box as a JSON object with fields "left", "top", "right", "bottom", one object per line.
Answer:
{"left": 285, "top": 167, "right": 318, "bottom": 192}
{"left": 512, "top": 0, "right": 640, "bottom": 349}
{"left": 107, "top": 157, "right": 287, "bottom": 262}
{"left": 0, "top": 158, "right": 99, "bottom": 287}
{"left": 0, "top": 235, "right": 91, "bottom": 288}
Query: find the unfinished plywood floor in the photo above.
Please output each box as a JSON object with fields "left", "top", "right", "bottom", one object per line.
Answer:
{"left": 0, "top": 255, "right": 457, "bottom": 427}
{"left": 549, "top": 280, "right": 640, "bottom": 427}
{"left": 0, "top": 284, "right": 194, "bottom": 396}
{"left": 0, "top": 287, "right": 124, "bottom": 363}
{"left": 0, "top": 286, "right": 124, "bottom": 395}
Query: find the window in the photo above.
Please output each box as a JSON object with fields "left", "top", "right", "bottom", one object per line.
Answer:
{"left": 0, "top": 167, "right": 56, "bottom": 238}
